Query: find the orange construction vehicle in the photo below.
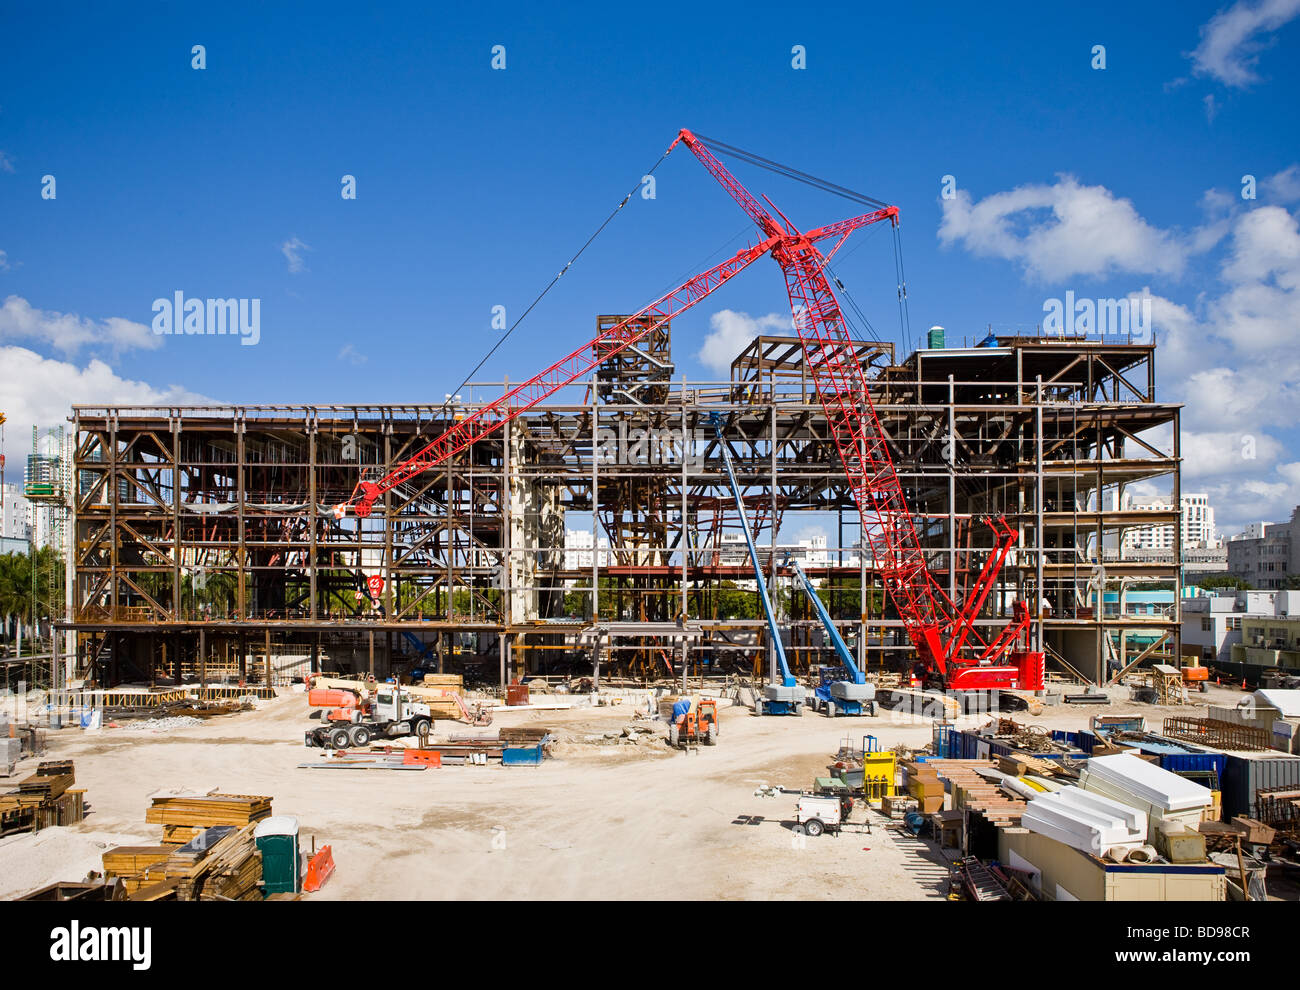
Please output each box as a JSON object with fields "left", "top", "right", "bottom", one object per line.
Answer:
{"left": 1182, "top": 659, "right": 1210, "bottom": 693}
{"left": 668, "top": 699, "right": 719, "bottom": 749}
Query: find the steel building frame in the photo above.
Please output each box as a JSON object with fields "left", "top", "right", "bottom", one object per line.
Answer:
{"left": 62, "top": 331, "right": 1179, "bottom": 689}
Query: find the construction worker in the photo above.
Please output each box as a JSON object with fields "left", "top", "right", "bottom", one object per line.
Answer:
{"left": 670, "top": 697, "right": 692, "bottom": 726}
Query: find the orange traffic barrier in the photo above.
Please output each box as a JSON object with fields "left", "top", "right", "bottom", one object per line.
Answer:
{"left": 403, "top": 749, "right": 442, "bottom": 767}
{"left": 304, "top": 845, "right": 336, "bottom": 892}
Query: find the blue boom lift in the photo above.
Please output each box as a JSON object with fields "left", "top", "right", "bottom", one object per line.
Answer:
{"left": 710, "top": 414, "right": 802, "bottom": 715}
{"left": 786, "top": 556, "right": 877, "bottom": 717}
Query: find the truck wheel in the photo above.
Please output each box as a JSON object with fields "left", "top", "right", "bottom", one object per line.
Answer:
{"left": 805, "top": 818, "right": 824, "bottom": 837}
{"left": 826, "top": 701, "right": 837, "bottom": 719}
{"left": 350, "top": 725, "right": 372, "bottom": 748}
{"left": 706, "top": 724, "right": 718, "bottom": 746}
{"left": 329, "top": 727, "right": 351, "bottom": 750}
{"left": 412, "top": 718, "right": 430, "bottom": 743}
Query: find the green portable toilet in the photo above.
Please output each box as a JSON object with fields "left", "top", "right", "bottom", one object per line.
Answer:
{"left": 926, "top": 325, "right": 945, "bottom": 349}
{"left": 254, "top": 816, "right": 302, "bottom": 895}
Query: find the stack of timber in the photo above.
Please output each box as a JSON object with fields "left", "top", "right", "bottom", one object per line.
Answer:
{"left": 159, "top": 824, "right": 263, "bottom": 901}
{"left": 498, "top": 726, "right": 552, "bottom": 746}
{"left": 146, "top": 792, "right": 272, "bottom": 845}
{"left": 420, "top": 674, "right": 464, "bottom": 691}
{"left": 102, "top": 845, "right": 173, "bottom": 894}
{"left": 927, "top": 759, "right": 1028, "bottom": 826}
{"left": 0, "top": 760, "right": 87, "bottom": 836}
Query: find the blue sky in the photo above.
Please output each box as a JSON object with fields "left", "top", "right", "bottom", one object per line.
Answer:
{"left": 1, "top": 1, "right": 1298, "bottom": 536}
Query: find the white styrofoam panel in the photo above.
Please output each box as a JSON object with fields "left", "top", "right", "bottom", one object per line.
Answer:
{"left": 1082, "top": 753, "right": 1212, "bottom": 811}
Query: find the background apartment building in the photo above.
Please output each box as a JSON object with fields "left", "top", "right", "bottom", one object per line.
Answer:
{"left": 1228, "top": 506, "right": 1300, "bottom": 590}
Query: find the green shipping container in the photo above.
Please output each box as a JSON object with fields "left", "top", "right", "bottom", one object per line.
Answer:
{"left": 254, "top": 816, "right": 302, "bottom": 895}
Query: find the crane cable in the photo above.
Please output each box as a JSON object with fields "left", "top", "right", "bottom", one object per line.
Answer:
{"left": 409, "top": 141, "right": 679, "bottom": 443}
{"left": 691, "top": 133, "right": 891, "bottom": 210}
{"left": 695, "top": 132, "right": 912, "bottom": 353}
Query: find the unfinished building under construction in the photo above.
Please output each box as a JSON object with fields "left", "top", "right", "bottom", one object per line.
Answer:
{"left": 62, "top": 325, "right": 1181, "bottom": 691}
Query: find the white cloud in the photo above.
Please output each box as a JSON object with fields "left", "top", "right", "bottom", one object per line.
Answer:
{"left": 281, "top": 237, "right": 311, "bottom": 274}
{"left": 1182, "top": 429, "right": 1284, "bottom": 477}
{"left": 937, "top": 176, "right": 1213, "bottom": 281}
{"left": 697, "top": 309, "right": 789, "bottom": 375}
{"left": 1211, "top": 204, "right": 1300, "bottom": 354}
{"left": 0, "top": 345, "right": 214, "bottom": 467}
{"left": 0, "top": 151, "right": 13, "bottom": 174}
{"left": 1189, "top": 0, "right": 1300, "bottom": 88}
{"left": 1263, "top": 164, "right": 1300, "bottom": 203}
{"left": 0, "top": 250, "right": 10, "bottom": 272}
{"left": 337, "top": 343, "right": 367, "bottom": 365}
{"left": 0, "top": 294, "right": 158, "bottom": 355}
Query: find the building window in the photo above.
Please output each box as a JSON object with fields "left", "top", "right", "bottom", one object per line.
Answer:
{"left": 1201, "top": 618, "right": 1213, "bottom": 632}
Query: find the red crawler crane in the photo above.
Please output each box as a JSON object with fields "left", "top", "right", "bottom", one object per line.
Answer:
{"left": 339, "top": 130, "right": 1044, "bottom": 693}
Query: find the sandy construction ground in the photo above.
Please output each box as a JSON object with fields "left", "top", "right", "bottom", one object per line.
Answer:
{"left": 0, "top": 683, "right": 1243, "bottom": 900}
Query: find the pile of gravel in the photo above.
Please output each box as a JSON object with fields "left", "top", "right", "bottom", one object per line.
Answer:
{"left": 119, "top": 715, "right": 203, "bottom": 732}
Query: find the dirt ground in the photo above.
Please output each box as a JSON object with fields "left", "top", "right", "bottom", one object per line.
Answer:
{"left": 0, "top": 683, "right": 1246, "bottom": 900}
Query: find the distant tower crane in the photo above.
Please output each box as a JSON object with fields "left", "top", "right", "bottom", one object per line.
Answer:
{"left": 338, "top": 130, "right": 1044, "bottom": 693}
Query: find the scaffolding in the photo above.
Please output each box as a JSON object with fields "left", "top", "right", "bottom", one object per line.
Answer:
{"left": 63, "top": 331, "right": 1180, "bottom": 689}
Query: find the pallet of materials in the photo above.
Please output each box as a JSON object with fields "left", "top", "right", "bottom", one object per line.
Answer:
{"left": 298, "top": 751, "right": 429, "bottom": 770}
{"left": 158, "top": 824, "right": 264, "bottom": 901}
{"left": 17, "top": 771, "right": 75, "bottom": 801}
{"left": 146, "top": 792, "right": 272, "bottom": 831}
{"left": 102, "top": 845, "right": 173, "bottom": 892}
{"left": 0, "top": 760, "right": 86, "bottom": 836}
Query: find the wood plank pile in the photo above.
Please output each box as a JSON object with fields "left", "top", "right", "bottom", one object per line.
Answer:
{"left": 0, "top": 760, "right": 87, "bottom": 836}
{"left": 145, "top": 792, "right": 272, "bottom": 830}
{"left": 157, "top": 824, "right": 262, "bottom": 901}
{"left": 107, "top": 797, "right": 272, "bottom": 901}
{"left": 926, "top": 759, "right": 1028, "bottom": 826}
{"left": 102, "top": 845, "right": 174, "bottom": 894}
{"left": 498, "top": 727, "right": 552, "bottom": 746}
{"left": 997, "top": 753, "right": 1062, "bottom": 779}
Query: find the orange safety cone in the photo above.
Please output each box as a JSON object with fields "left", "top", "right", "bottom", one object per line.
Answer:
{"left": 1241, "top": 678, "right": 1248, "bottom": 690}
{"left": 304, "top": 845, "right": 336, "bottom": 892}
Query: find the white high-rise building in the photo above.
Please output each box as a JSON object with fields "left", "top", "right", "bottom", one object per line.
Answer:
{"left": 1, "top": 483, "right": 32, "bottom": 542}
{"left": 1121, "top": 492, "right": 1217, "bottom": 552}
{"left": 564, "top": 528, "right": 610, "bottom": 570}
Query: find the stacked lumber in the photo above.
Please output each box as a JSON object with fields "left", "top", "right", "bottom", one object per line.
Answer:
{"left": 103, "top": 845, "right": 173, "bottom": 876}
{"left": 159, "top": 824, "right": 263, "bottom": 901}
{"left": 420, "top": 673, "right": 464, "bottom": 690}
{"left": 18, "top": 772, "right": 75, "bottom": 801}
{"left": 997, "top": 753, "right": 1061, "bottom": 779}
{"left": 927, "top": 759, "right": 1027, "bottom": 826}
{"left": 0, "top": 760, "right": 87, "bottom": 836}
{"left": 499, "top": 727, "right": 551, "bottom": 746}
{"left": 162, "top": 824, "right": 205, "bottom": 844}
{"left": 146, "top": 793, "right": 272, "bottom": 834}
{"left": 102, "top": 845, "right": 173, "bottom": 893}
